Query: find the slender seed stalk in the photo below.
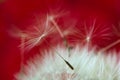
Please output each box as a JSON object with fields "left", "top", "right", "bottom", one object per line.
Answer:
{"left": 100, "top": 39, "right": 120, "bottom": 53}
{"left": 20, "top": 35, "right": 25, "bottom": 72}
{"left": 49, "top": 17, "right": 64, "bottom": 38}
{"left": 49, "top": 16, "right": 72, "bottom": 56}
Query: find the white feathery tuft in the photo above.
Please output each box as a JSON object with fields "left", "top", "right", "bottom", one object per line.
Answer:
{"left": 18, "top": 15, "right": 56, "bottom": 51}
{"left": 15, "top": 46, "right": 120, "bottom": 80}
{"left": 73, "top": 19, "right": 112, "bottom": 46}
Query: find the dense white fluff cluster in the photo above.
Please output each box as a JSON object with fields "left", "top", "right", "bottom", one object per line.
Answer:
{"left": 15, "top": 46, "right": 120, "bottom": 80}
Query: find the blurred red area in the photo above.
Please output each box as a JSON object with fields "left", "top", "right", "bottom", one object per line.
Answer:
{"left": 0, "top": 0, "right": 120, "bottom": 80}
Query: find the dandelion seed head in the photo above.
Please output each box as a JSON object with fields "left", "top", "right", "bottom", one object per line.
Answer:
{"left": 15, "top": 46, "right": 120, "bottom": 80}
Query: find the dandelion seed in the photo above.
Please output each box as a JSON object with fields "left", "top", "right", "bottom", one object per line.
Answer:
{"left": 73, "top": 19, "right": 112, "bottom": 47}
{"left": 56, "top": 51, "right": 74, "bottom": 70}
{"left": 47, "top": 14, "right": 73, "bottom": 57}
{"left": 18, "top": 15, "right": 56, "bottom": 51}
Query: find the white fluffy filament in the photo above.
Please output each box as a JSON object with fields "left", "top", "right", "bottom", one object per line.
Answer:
{"left": 15, "top": 46, "right": 120, "bottom": 80}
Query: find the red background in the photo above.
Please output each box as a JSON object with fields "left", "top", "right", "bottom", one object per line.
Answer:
{"left": 0, "top": 0, "right": 120, "bottom": 80}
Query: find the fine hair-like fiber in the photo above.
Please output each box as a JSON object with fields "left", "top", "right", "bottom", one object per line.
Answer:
{"left": 15, "top": 46, "right": 120, "bottom": 80}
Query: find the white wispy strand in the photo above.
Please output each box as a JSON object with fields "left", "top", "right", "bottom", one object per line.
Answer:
{"left": 73, "top": 19, "right": 112, "bottom": 45}
{"left": 19, "top": 15, "right": 56, "bottom": 51}
{"left": 15, "top": 46, "right": 120, "bottom": 80}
